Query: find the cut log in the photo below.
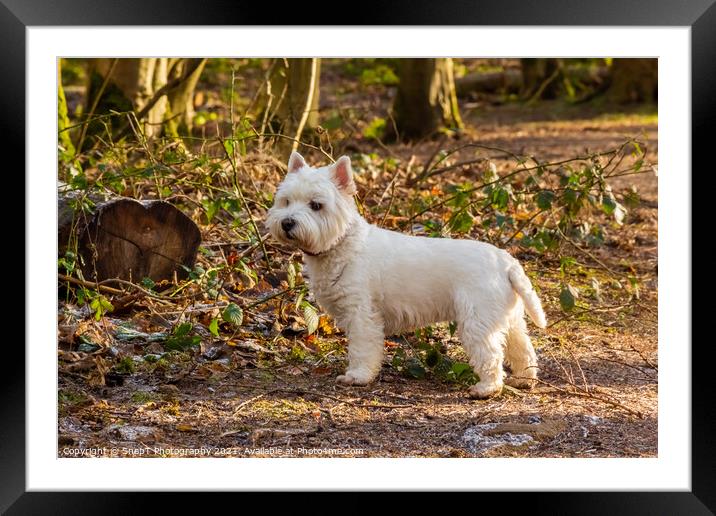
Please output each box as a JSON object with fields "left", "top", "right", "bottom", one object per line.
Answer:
{"left": 59, "top": 189, "right": 201, "bottom": 283}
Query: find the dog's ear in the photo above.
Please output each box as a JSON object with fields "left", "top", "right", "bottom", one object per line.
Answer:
{"left": 329, "top": 156, "right": 356, "bottom": 195}
{"left": 288, "top": 151, "right": 307, "bottom": 173}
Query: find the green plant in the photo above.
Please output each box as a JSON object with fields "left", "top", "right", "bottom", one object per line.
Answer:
{"left": 164, "top": 323, "right": 201, "bottom": 352}
{"left": 390, "top": 327, "right": 479, "bottom": 385}
{"left": 114, "top": 356, "right": 136, "bottom": 374}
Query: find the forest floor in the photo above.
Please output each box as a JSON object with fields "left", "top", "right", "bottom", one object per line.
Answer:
{"left": 58, "top": 60, "right": 658, "bottom": 458}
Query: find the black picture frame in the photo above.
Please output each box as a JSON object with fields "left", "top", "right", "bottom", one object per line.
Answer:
{"left": 6, "top": 0, "right": 711, "bottom": 512}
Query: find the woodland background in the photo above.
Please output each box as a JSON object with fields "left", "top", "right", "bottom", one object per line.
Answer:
{"left": 57, "top": 58, "right": 658, "bottom": 457}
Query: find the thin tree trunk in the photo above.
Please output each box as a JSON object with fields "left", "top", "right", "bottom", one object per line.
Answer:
{"left": 165, "top": 58, "right": 207, "bottom": 136}
{"left": 520, "top": 58, "right": 563, "bottom": 101}
{"left": 605, "top": 59, "right": 658, "bottom": 104}
{"left": 82, "top": 58, "right": 206, "bottom": 147}
{"left": 261, "top": 58, "right": 321, "bottom": 147}
{"left": 389, "top": 58, "right": 463, "bottom": 141}
{"left": 82, "top": 58, "right": 167, "bottom": 146}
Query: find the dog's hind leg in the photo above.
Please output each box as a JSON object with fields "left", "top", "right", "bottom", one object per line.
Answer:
{"left": 458, "top": 316, "right": 506, "bottom": 399}
{"left": 504, "top": 303, "right": 538, "bottom": 389}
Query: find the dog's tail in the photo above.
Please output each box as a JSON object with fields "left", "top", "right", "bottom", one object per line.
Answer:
{"left": 508, "top": 262, "right": 547, "bottom": 328}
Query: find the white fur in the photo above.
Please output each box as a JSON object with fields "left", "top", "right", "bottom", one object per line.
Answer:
{"left": 266, "top": 152, "right": 547, "bottom": 399}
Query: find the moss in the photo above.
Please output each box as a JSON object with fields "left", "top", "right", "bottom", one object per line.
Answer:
{"left": 58, "top": 389, "right": 87, "bottom": 406}
{"left": 248, "top": 398, "right": 318, "bottom": 420}
{"left": 130, "top": 391, "right": 157, "bottom": 403}
{"left": 114, "top": 356, "right": 136, "bottom": 374}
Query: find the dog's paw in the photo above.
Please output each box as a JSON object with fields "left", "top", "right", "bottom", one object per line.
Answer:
{"left": 336, "top": 372, "right": 371, "bottom": 386}
{"left": 468, "top": 382, "right": 503, "bottom": 399}
{"left": 505, "top": 376, "right": 537, "bottom": 390}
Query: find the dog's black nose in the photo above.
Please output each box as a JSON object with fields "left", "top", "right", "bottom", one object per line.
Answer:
{"left": 281, "top": 218, "right": 296, "bottom": 232}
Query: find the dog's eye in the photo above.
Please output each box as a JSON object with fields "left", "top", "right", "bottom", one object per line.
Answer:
{"left": 309, "top": 201, "right": 322, "bottom": 211}
{"left": 283, "top": 199, "right": 290, "bottom": 207}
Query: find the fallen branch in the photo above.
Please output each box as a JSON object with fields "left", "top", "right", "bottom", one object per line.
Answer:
{"left": 536, "top": 378, "right": 644, "bottom": 419}
{"left": 546, "top": 302, "right": 632, "bottom": 329}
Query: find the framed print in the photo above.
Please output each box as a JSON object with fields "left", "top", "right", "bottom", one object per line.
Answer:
{"left": 7, "top": 0, "right": 712, "bottom": 512}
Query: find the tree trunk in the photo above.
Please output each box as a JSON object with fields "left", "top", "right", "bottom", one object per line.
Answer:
{"left": 84, "top": 59, "right": 169, "bottom": 141}
{"left": 389, "top": 58, "right": 463, "bottom": 141}
{"left": 81, "top": 58, "right": 205, "bottom": 149}
{"left": 59, "top": 187, "right": 201, "bottom": 283}
{"left": 165, "top": 58, "right": 208, "bottom": 136}
{"left": 605, "top": 59, "right": 658, "bottom": 104}
{"left": 520, "top": 58, "right": 563, "bottom": 101}
{"left": 261, "top": 58, "right": 321, "bottom": 150}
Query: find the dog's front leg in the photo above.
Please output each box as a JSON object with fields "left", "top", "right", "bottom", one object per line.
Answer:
{"left": 336, "top": 305, "right": 385, "bottom": 386}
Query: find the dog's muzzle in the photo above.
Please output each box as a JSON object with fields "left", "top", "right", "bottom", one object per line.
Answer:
{"left": 281, "top": 217, "right": 296, "bottom": 238}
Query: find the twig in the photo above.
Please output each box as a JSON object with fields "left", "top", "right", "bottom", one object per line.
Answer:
{"left": 546, "top": 302, "right": 632, "bottom": 329}
{"left": 379, "top": 177, "right": 398, "bottom": 227}
{"left": 219, "top": 132, "right": 272, "bottom": 272}
{"left": 59, "top": 273, "right": 125, "bottom": 295}
{"left": 75, "top": 58, "right": 118, "bottom": 154}
{"left": 408, "top": 146, "right": 622, "bottom": 223}
{"left": 566, "top": 346, "right": 591, "bottom": 393}
{"left": 257, "top": 131, "right": 334, "bottom": 163}
{"left": 557, "top": 227, "right": 619, "bottom": 276}
{"left": 594, "top": 356, "right": 656, "bottom": 379}
{"left": 627, "top": 343, "right": 658, "bottom": 371}
{"left": 243, "top": 286, "right": 299, "bottom": 310}
{"left": 232, "top": 394, "right": 265, "bottom": 416}
{"left": 58, "top": 273, "right": 187, "bottom": 302}
{"left": 503, "top": 208, "right": 550, "bottom": 245}
{"left": 536, "top": 378, "right": 643, "bottom": 418}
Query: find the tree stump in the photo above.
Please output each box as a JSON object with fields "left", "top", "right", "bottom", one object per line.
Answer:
{"left": 74, "top": 198, "right": 201, "bottom": 283}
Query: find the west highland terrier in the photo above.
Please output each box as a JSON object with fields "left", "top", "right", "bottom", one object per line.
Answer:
{"left": 266, "top": 152, "right": 547, "bottom": 398}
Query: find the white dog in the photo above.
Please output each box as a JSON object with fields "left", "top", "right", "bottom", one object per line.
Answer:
{"left": 266, "top": 152, "right": 547, "bottom": 398}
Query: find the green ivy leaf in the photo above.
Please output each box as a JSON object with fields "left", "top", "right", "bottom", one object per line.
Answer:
{"left": 164, "top": 335, "right": 201, "bottom": 352}
{"left": 222, "top": 303, "right": 244, "bottom": 327}
{"left": 448, "top": 211, "right": 474, "bottom": 233}
{"left": 447, "top": 362, "right": 478, "bottom": 383}
{"left": 209, "top": 318, "right": 219, "bottom": 337}
{"left": 602, "top": 195, "right": 617, "bottom": 215}
{"left": 223, "top": 139, "right": 234, "bottom": 157}
{"left": 173, "top": 322, "right": 193, "bottom": 337}
{"left": 535, "top": 190, "right": 555, "bottom": 210}
{"left": 559, "top": 284, "right": 579, "bottom": 312}
{"left": 491, "top": 187, "right": 509, "bottom": 209}
{"left": 404, "top": 358, "right": 426, "bottom": 379}
{"left": 165, "top": 322, "right": 200, "bottom": 351}
{"left": 425, "top": 347, "right": 441, "bottom": 368}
